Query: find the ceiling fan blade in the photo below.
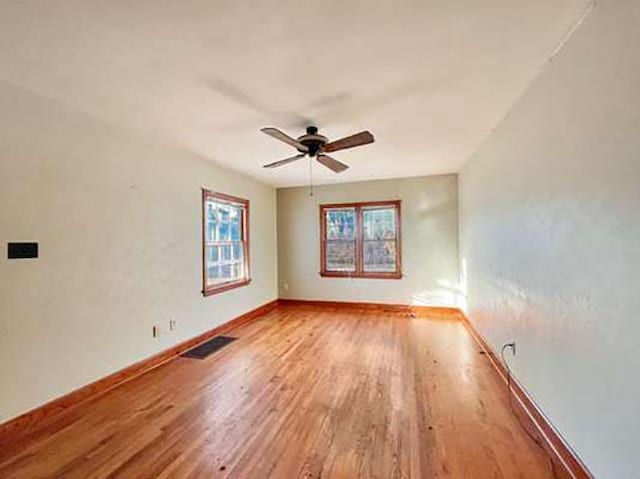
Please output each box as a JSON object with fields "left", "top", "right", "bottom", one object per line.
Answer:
{"left": 317, "top": 154, "right": 349, "bottom": 173}
{"left": 323, "top": 131, "right": 374, "bottom": 153}
{"left": 261, "top": 127, "right": 309, "bottom": 152}
{"left": 263, "top": 154, "right": 306, "bottom": 169}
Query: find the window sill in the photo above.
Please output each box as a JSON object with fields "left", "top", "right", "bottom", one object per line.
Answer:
{"left": 203, "top": 278, "right": 251, "bottom": 296}
{"left": 319, "top": 272, "right": 403, "bottom": 280}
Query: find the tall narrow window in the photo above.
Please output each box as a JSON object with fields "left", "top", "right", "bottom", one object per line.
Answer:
{"left": 202, "top": 190, "right": 250, "bottom": 296}
{"left": 320, "top": 200, "right": 401, "bottom": 279}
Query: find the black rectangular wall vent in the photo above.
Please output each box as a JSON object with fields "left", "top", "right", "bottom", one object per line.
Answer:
{"left": 8, "top": 242, "right": 38, "bottom": 259}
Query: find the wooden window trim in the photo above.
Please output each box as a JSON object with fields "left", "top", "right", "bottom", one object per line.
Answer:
{"left": 202, "top": 189, "right": 251, "bottom": 296}
{"left": 319, "top": 200, "right": 402, "bottom": 279}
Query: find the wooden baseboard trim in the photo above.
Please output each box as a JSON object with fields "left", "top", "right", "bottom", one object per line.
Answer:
{"left": 0, "top": 298, "right": 279, "bottom": 447}
{"left": 278, "top": 298, "right": 462, "bottom": 318}
{"left": 458, "top": 312, "right": 593, "bottom": 479}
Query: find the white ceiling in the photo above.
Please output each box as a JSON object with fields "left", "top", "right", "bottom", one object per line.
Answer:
{"left": 0, "top": 0, "right": 588, "bottom": 187}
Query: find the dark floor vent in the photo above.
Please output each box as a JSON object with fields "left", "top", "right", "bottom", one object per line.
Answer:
{"left": 181, "top": 336, "right": 237, "bottom": 359}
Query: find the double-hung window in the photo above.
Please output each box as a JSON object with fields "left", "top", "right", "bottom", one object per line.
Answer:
{"left": 202, "top": 190, "right": 250, "bottom": 295}
{"left": 320, "top": 200, "right": 401, "bottom": 279}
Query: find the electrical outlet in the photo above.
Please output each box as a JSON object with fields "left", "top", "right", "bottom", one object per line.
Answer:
{"left": 283, "top": 283, "right": 289, "bottom": 291}
{"left": 169, "top": 319, "right": 177, "bottom": 331}
{"left": 152, "top": 325, "right": 160, "bottom": 338}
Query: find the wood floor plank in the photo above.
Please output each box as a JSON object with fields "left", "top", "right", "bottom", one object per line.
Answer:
{"left": 0, "top": 305, "right": 553, "bottom": 478}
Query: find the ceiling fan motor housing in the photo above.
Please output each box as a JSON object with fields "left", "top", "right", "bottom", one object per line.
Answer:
{"left": 298, "top": 126, "right": 327, "bottom": 156}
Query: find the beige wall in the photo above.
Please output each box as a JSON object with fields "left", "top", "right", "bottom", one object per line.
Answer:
{"left": 0, "top": 81, "right": 278, "bottom": 422}
{"left": 277, "top": 175, "right": 459, "bottom": 305}
{"left": 459, "top": 1, "right": 640, "bottom": 477}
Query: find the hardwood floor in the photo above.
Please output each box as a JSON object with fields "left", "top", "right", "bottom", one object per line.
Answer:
{"left": 0, "top": 304, "right": 553, "bottom": 478}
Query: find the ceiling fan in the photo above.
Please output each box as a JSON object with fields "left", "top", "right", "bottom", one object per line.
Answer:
{"left": 261, "top": 126, "right": 374, "bottom": 173}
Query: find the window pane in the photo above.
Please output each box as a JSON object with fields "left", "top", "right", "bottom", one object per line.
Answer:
{"left": 363, "top": 240, "right": 397, "bottom": 272}
{"left": 363, "top": 207, "right": 396, "bottom": 240}
{"left": 230, "top": 220, "right": 241, "bottom": 241}
{"left": 230, "top": 205, "right": 242, "bottom": 240}
{"left": 221, "top": 244, "right": 232, "bottom": 261}
{"left": 219, "top": 204, "right": 230, "bottom": 222}
{"left": 207, "top": 265, "right": 220, "bottom": 284}
{"left": 233, "top": 263, "right": 244, "bottom": 279}
{"left": 326, "top": 209, "right": 356, "bottom": 240}
{"left": 232, "top": 242, "right": 243, "bottom": 261}
{"left": 205, "top": 201, "right": 218, "bottom": 241}
{"left": 326, "top": 241, "right": 356, "bottom": 272}
{"left": 220, "top": 264, "right": 232, "bottom": 280}
{"left": 218, "top": 220, "right": 230, "bottom": 241}
{"left": 216, "top": 203, "right": 232, "bottom": 241}
{"left": 206, "top": 245, "right": 219, "bottom": 264}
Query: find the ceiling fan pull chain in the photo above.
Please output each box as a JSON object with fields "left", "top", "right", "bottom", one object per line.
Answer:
{"left": 309, "top": 156, "right": 314, "bottom": 197}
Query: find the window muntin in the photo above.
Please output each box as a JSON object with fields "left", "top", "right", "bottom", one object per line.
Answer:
{"left": 202, "top": 190, "right": 250, "bottom": 295}
{"left": 320, "top": 201, "right": 401, "bottom": 279}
